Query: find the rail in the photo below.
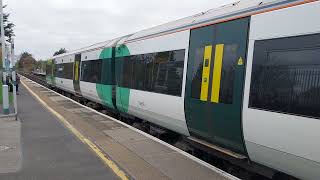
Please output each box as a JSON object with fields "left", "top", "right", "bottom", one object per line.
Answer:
{"left": 19, "top": 72, "right": 48, "bottom": 87}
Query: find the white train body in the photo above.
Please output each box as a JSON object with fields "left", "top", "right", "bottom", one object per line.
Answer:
{"left": 47, "top": 1, "right": 320, "bottom": 179}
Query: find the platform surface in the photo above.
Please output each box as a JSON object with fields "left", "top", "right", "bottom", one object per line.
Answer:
{"left": 0, "top": 116, "right": 21, "bottom": 174}
{"left": 16, "top": 76, "right": 238, "bottom": 180}
{"left": 0, "top": 83, "right": 118, "bottom": 180}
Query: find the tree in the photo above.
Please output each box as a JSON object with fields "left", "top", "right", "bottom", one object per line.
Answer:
{"left": 53, "top": 48, "right": 67, "bottom": 56}
{"left": 17, "top": 52, "right": 36, "bottom": 73}
{"left": 0, "top": 5, "right": 15, "bottom": 43}
{"left": 0, "top": 5, "right": 15, "bottom": 67}
{"left": 20, "top": 52, "right": 32, "bottom": 59}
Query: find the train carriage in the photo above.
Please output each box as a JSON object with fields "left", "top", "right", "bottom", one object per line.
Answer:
{"left": 54, "top": 54, "right": 75, "bottom": 94}
{"left": 115, "top": 31, "right": 190, "bottom": 135}
{"left": 45, "top": 0, "right": 320, "bottom": 179}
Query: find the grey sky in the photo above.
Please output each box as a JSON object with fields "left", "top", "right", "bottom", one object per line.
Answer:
{"left": 4, "top": 0, "right": 235, "bottom": 60}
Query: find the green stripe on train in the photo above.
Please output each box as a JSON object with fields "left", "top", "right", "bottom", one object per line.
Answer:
{"left": 97, "top": 84, "right": 114, "bottom": 109}
{"left": 115, "top": 45, "right": 130, "bottom": 113}
{"left": 97, "top": 48, "right": 115, "bottom": 109}
{"left": 46, "top": 59, "right": 55, "bottom": 85}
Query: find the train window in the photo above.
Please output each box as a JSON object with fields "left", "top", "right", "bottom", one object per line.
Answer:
{"left": 144, "top": 53, "right": 156, "bottom": 91}
{"left": 122, "top": 57, "right": 134, "bottom": 88}
{"left": 118, "top": 49, "right": 185, "bottom": 96}
{"left": 55, "top": 63, "right": 73, "bottom": 79}
{"left": 213, "top": 19, "right": 248, "bottom": 104}
{"left": 63, "top": 63, "right": 74, "bottom": 79}
{"left": 55, "top": 64, "right": 63, "bottom": 78}
{"left": 249, "top": 33, "right": 320, "bottom": 119}
{"left": 152, "top": 52, "right": 168, "bottom": 94}
{"left": 153, "top": 50, "right": 184, "bottom": 96}
{"left": 190, "top": 47, "right": 205, "bottom": 99}
{"left": 46, "top": 64, "right": 52, "bottom": 76}
{"left": 189, "top": 19, "right": 248, "bottom": 104}
{"left": 132, "top": 55, "right": 146, "bottom": 90}
{"left": 189, "top": 25, "right": 215, "bottom": 100}
{"left": 218, "top": 44, "right": 237, "bottom": 104}
{"left": 101, "top": 58, "right": 114, "bottom": 85}
{"left": 81, "top": 60, "right": 102, "bottom": 83}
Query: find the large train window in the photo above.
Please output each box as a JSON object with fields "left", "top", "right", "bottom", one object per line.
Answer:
{"left": 80, "top": 60, "right": 102, "bottom": 83}
{"left": 249, "top": 33, "right": 320, "bottom": 119}
{"left": 153, "top": 50, "right": 184, "bottom": 96}
{"left": 101, "top": 58, "right": 113, "bottom": 85}
{"left": 55, "top": 63, "right": 73, "bottom": 79}
{"left": 121, "top": 57, "right": 134, "bottom": 88}
{"left": 118, "top": 49, "right": 185, "bottom": 96}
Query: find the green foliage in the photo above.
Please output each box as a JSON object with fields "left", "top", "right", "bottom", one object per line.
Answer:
{"left": 20, "top": 51, "right": 32, "bottom": 59}
{"left": 16, "top": 51, "right": 36, "bottom": 73}
{"left": 0, "top": 5, "right": 15, "bottom": 43}
{"left": 53, "top": 48, "right": 67, "bottom": 56}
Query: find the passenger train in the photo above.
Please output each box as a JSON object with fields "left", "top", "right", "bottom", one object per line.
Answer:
{"left": 45, "top": 0, "right": 320, "bottom": 179}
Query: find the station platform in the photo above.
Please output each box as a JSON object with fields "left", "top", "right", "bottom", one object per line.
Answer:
{"left": 0, "top": 76, "right": 239, "bottom": 180}
{"left": 0, "top": 80, "right": 118, "bottom": 180}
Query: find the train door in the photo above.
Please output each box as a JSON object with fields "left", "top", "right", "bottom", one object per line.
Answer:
{"left": 73, "top": 53, "right": 81, "bottom": 95}
{"left": 185, "top": 18, "right": 249, "bottom": 154}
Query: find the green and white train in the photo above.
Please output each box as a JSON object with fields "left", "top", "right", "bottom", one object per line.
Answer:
{"left": 46, "top": 0, "right": 320, "bottom": 179}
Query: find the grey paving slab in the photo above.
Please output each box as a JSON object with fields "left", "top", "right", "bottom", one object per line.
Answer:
{"left": 49, "top": 96, "right": 67, "bottom": 102}
{"left": 66, "top": 107, "right": 87, "bottom": 113}
{"left": 123, "top": 139, "right": 175, "bottom": 159}
{"left": 144, "top": 152, "right": 227, "bottom": 180}
{"left": 100, "top": 120, "right": 125, "bottom": 131}
{"left": 40, "top": 90, "right": 52, "bottom": 93}
{"left": 62, "top": 102, "right": 83, "bottom": 109}
{"left": 0, "top": 86, "right": 118, "bottom": 180}
{"left": 104, "top": 128, "right": 149, "bottom": 143}
{"left": 0, "top": 117, "right": 21, "bottom": 174}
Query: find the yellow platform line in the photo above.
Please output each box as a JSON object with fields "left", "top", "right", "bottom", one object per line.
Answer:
{"left": 21, "top": 80, "right": 129, "bottom": 180}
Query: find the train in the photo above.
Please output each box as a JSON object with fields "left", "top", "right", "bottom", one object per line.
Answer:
{"left": 45, "top": 0, "right": 320, "bottom": 179}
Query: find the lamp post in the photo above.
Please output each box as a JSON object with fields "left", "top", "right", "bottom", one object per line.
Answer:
{"left": 0, "top": 0, "right": 4, "bottom": 70}
{"left": 11, "top": 38, "right": 17, "bottom": 115}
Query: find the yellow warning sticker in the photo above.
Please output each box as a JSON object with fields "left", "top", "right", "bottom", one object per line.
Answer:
{"left": 238, "top": 57, "right": 244, "bottom": 66}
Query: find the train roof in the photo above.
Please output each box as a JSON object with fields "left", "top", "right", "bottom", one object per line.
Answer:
{"left": 52, "top": 36, "right": 125, "bottom": 59}
{"left": 52, "top": 0, "right": 307, "bottom": 59}
{"left": 126, "top": 0, "right": 305, "bottom": 43}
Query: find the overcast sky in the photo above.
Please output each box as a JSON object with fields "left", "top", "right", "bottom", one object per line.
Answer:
{"left": 4, "top": 0, "right": 236, "bottom": 60}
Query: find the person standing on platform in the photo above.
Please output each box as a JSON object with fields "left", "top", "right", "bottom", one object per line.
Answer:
{"left": 16, "top": 73, "right": 20, "bottom": 95}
